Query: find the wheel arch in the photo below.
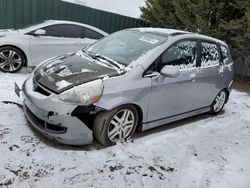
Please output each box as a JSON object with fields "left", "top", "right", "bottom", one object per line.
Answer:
{"left": 129, "top": 103, "right": 143, "bottom": 129}
{"left": 212, "top": 88, "right": 230, "bottom": 105}
{"left": 223, "top": 88, "right": 230, "bottom": 103}
{"left": 0, "top": 45, "right": 28, "bottom": 66}
{"left": 93, "top": 102, "right": 144, "bottom": 146}
{"left": 98, "top": 102, "right": 144, "bottom": 129}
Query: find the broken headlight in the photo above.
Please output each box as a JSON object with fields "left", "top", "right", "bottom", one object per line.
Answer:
{"left": 58, "top": 79, "right": 104, "bottom": 105}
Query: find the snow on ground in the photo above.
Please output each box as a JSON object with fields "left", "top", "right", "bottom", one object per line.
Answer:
{"left": 0, "top": 71, "right": 250, "bottom": 188}
{"left": 62, "top": 0, "right": 146, "bottom": 18}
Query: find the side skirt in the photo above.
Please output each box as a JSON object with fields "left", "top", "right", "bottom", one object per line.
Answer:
{"left": 141, "top": 106, "right": 211, "bottom": 131}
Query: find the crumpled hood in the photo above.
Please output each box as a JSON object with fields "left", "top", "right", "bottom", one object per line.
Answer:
{"left": 34, "top": 52, "right": 122, "bottom": 94}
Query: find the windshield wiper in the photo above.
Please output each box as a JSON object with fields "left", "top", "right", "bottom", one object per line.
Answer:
{"left": 82, "top": 50, "right": 125, "bottom": 71}
{"left": 94, "top": 54, "right": 125, "bottom": 70}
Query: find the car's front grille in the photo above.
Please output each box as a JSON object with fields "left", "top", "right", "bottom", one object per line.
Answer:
{"left": 24, "top": 104, "right": 67, "bottom": 134}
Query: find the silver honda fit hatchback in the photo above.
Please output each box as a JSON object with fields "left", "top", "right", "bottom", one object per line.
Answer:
{"left": 20, "top": 28, "right": 234, "bottom": 146}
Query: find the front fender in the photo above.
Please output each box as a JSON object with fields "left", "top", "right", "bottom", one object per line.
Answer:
{"left": 0, "top": 36, "right": 31, "bottom": 66}
{"left": 95, "top": 66, "right": 152, "bottom": 123}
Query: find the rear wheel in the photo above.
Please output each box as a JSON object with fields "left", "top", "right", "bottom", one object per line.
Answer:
{"left": 210, "top": 90, "right": 227, "bottom": 115}
{"left": 0, "top": 47, "right": 25, "bottom": 73}
{"left": 93, "top": 105, "right": 138, "bottom": 146}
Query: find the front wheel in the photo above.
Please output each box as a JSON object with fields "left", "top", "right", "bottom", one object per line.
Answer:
{"left": 93, "top": 105, "right": 138, "bottom": 146}
{"left": 0, "top": 47, "right": 25, "bottom": 73}
{"left": 210, "top": 90, "right": 227, "bottom": 115}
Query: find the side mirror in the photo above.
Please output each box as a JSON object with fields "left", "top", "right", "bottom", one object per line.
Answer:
{"left": 160, "top": 65, "right": 180, "bottom": 78}
{"left": 33, "top": 29, "right": 46, "bottom": 36}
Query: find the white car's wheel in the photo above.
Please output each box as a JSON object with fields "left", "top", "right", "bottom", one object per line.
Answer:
{"left": 0, "top": 47, "right": 25, "bottom": 73}
{"left": 93, "top": 105, "right": 138, "bottom": 146}
{"left": 211, "top": 90, "right": 227, "bottom": 115}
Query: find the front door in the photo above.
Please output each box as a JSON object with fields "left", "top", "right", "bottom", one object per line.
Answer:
{"left": 146, "top": 40, "right": 203, "bottom": 123}
{"left": 30, "top": 24, "right": 85, "bottom": 65}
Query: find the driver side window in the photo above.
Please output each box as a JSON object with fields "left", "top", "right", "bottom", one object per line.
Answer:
{"left": 40, "top": 24, "right": 83, "bottom": 38}
{"left": 159, "top": 40, "right": 198, "bottom": 71}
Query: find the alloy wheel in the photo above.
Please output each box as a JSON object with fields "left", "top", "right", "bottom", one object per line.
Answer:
{"left": 213, "top": 91, "right": 226, "bottom": 112}
{"left": 107, "top": 109, "right": 135, "bottom": 142}
{"left": 0, "top": 50, "right": 23, "bottom": 72}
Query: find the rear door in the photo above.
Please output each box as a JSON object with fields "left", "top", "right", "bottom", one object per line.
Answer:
{"left": 195, "top": 41, "right": 222, "bottom": 107}
{"left": 146, "top": 40, "right": 202, "bottom": 122}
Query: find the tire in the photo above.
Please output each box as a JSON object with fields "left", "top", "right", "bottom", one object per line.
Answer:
{"left": 93, "top": 105, "right": 138, "bottom": 146}
{"left": 0, "top": 46, "right": 25, "bottom": 73}
{"left": 210, "top": 90, "right": 227, "bottom": 115}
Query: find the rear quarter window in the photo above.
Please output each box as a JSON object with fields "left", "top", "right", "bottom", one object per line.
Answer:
{"left": 220, "top": 45, "right": 230, "bottom": 65}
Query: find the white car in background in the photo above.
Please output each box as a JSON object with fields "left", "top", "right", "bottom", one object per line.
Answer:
{"left": 0, "top": 20, "right": 108, "bottom": 73}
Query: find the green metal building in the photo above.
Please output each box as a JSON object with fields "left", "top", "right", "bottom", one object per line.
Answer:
{"left": 0, "top": 0, "right": 144, "bottom": 34}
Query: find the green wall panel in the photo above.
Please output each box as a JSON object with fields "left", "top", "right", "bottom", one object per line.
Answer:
{"left": 0, "top": 0, "right": 145, "bottom": 33}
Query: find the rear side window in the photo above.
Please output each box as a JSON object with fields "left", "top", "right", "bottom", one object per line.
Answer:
{"left": 42, "top": 24, "right": 83, "bottom": 38}
{"left": 201, "top": 42, "right": 219, "bottom": 67}
{"left": 161, "top": 41, "right": 197, "bottom": 70}
{"left": 85, "top": 28, "right": 104, "bottom": 40}
{"left": 220, "top": 46, "right": 230, "bottom": 65}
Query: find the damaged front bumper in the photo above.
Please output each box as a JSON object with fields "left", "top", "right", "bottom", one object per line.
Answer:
{"left": 21, "top": 76, "right": 93, "bottom": 145}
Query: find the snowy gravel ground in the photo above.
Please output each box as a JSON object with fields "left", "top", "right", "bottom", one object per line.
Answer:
{"left": 0, "top": 71, "right": 250, "bottom": 188}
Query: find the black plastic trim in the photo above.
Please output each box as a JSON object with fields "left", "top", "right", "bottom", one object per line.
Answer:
{"left": 143, "top": 106, "right": 210, "bottom": 124}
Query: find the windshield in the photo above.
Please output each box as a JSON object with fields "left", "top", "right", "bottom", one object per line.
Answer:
{"left": 85, "top": 30, "right": 167, "bottom": 66}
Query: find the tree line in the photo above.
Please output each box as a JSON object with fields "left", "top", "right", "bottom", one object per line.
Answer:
{"left": 140, "top": 0, "right": 250, "bottom": 65}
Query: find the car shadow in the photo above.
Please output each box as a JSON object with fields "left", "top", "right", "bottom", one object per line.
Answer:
{"left": 134, "top": 111, "right": 225, "bottom": 139}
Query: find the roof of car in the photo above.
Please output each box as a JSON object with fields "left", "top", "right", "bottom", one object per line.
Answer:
{"left": 134, "top": 27, "right": 189, "bottom": 34}
{"left": 45, "top": 20, "right": 84, "bottom": 25}
{"left": 132, "top": 27, "right": 227, "bottom": 46}
{"left": 43, "top": 20, "right": 108, "bottom": 36}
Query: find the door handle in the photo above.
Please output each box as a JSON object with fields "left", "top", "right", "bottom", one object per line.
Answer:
{"left": 144, "top": 72, "right": 161, "bottom": 79}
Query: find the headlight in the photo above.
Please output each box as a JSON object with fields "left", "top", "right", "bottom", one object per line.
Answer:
{"left": 58, "top": 79, "right": 104, "bottom": 105}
